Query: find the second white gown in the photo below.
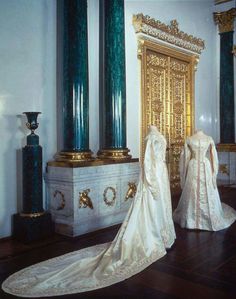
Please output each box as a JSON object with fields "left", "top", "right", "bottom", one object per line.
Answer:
{"left": 2, "top": 128, "right": 176, "bottom": 297}
{"left": 173, "top": 131, "right": 236, "bottom": 231}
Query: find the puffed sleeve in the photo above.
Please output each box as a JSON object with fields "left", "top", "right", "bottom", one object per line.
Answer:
{"left": 143, "top": 136, "right": 159, "bottom": 200}
{"left": 179, "top": 140, "right": 191, "bottom": 189}
{"left": 209, "top": 138, "right": 219, "bottom": 189}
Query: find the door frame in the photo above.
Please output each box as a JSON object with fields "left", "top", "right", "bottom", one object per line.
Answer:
{"left": 138, "top": 37, "right": 199, "bottom": 189}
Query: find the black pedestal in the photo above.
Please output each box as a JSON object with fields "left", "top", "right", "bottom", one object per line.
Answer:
{"left": 13, "top": 212, "right": 54, "bottom": 243}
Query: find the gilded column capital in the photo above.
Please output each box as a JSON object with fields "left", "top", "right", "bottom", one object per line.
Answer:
{"left": 214, "top": 8, "right": 236, "bottom": 33}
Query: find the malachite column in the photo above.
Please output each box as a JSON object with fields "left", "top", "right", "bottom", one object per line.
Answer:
{"left": 214, "top": 8, "right": 236, "bottom": 144}
{"left": 55, "top": 0, "right": 94, "bottom": 162}
{"left": 220, "top": 31, "right": 234, "bottom": 143}
{"left": 97, "top": 0, "right": 131, "bottom": 160}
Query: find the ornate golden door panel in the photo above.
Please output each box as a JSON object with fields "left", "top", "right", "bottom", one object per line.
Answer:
{"left": 139, "top": 40, "right": 197, "bottom": 191}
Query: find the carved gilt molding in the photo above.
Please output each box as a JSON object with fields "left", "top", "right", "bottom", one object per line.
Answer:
{"left": 133, "top": 14, "right": 205, "bottom": 54}
{"left": 214, "top": 8, "right": 236, "bottom": 33}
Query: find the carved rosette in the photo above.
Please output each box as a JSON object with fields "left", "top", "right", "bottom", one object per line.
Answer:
{"left": 133, "top": 14, "right": 205, "bottom": 54}
{"left": 214, "top": 8, "right": 236, "bottom": 33}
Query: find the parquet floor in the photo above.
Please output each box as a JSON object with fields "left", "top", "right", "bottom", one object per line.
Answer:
{"left": 0, "top": 187, "right": 236, "bottom": 299}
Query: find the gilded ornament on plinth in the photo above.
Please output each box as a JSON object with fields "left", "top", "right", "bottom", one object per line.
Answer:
{"left": 79, "top": 189, "right": 93, "bottom": 209}
{"left": 103, "top": 187, "right": 116, "bottom": 207}
{"left": 125, "top": 182, "right": 137, "bottom": 201}
{"left": 53, "top": 190, "right": 65, "bottom": 211}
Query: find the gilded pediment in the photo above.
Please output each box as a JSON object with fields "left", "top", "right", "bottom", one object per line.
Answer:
{"left": 133, "top": 14, "right": 205, "bottom": 54}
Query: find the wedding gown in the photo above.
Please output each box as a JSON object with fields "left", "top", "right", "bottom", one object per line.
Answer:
{"left": 2, "top": 127, "right": 176, "bottom": 298}
{"left": 173, "top": 131, "right": 236, "bottom": 231}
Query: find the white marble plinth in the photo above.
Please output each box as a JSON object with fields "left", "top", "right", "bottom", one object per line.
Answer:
{"left": 217, "top": 151, "right": 236, "bottom": 186}
{"left": 45, "top": 161, "right": 140, "bottom": 237}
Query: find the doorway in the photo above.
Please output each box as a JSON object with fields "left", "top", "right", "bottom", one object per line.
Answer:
{"left": 139, "top": 39, "right": 196, "bottom": 192}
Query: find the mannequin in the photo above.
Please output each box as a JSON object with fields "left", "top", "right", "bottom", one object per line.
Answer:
{"left": 173, "top": 129, "right": 236, "bottom": 231}
{"left": 2, "top": 125, "right": 175, "bottom": 298}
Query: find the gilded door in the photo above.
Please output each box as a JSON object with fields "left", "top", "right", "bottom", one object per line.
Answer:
{"left": 139, "top": 40, "right": 196, "bottom": 192}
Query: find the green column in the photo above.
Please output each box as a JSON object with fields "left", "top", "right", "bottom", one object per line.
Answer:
{"left": 214, "top": 8, "right": 236, "bottom": 144}
{"left": 220, "top": 31, "right": 235, "bottom": 143}
{"left": 98, "top": 0, "right": 131, "bottom": 160}
{"left": 56, "top": 0, "right": 93, "bottom": 162}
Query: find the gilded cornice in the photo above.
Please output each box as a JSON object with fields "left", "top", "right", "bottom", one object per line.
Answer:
{"left": 214, "top": 8, "right": 236, "bottom": 33}
{"left": 132, "top": 14, "right": 205, "bottom": 54}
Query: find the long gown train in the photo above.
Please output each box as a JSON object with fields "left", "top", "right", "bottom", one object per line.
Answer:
{"left": 2, "top": 128, "right": 176, "bottom": 297}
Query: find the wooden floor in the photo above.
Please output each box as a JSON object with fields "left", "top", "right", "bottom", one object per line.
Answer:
{"left": 1, "top": 187, "right": 236, "bottom": 299}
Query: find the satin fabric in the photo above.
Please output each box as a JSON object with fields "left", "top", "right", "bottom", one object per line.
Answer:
{"left": 173, "top": 132, "right": 236, "bottom": 231}
{"left": 2, "top": 129, "right": 176, "bottom": 297}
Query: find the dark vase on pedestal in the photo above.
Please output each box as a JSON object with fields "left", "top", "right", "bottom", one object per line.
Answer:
{"left": 13, "top": 112, "right": 54, "bottom": 243}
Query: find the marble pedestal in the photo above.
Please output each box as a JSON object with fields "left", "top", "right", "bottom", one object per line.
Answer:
{"left": 45, "top": 161, "right": 140, "bottom": 237}
{"left": 217, "top": 144, "right": 236, "bottom": 187}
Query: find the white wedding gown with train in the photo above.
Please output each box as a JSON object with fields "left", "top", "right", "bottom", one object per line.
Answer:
{"left": 173, "top": 131, "right": 236, "bottom": 231}
{"left": 2, "top": 128, "right": 176, "bottom": 297}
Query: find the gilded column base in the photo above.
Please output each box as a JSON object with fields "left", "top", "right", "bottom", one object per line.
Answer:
{"left": 97, "top": 148, "right": 132, "bottom": 160}
{"left": 20, "top": 211, "right": 45, "bottom": 218}
{"left": 54, "top": 150, "right": 95, "bottom": 162}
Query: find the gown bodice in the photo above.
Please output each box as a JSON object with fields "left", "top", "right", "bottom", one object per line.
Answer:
{"left": 187, "top": 136, "right": 211, "bottom": 162}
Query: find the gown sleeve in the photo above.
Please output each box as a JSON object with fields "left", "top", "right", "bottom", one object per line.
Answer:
{"left": 209, "top": 138, "right": 219, "bottom": 189}
{"left": 179, "top": 140, "right": 191, "bottom": 189}
{"left": 143, "top": 137, "right": 160, "bottom": 200}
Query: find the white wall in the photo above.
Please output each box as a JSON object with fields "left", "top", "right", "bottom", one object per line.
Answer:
{"left": 0, "top": 0, "right": 57, "bottom": 238}
{"left": 88, "top": 0, "right": 100, "bottom": 155}
{"left": 0, "top": 0, "right": 228, "bottom": 238}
